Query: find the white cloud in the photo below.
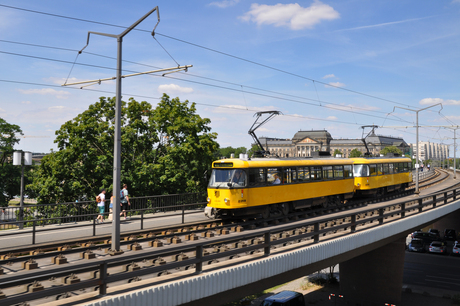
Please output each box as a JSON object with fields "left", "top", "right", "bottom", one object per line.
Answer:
{"left": 334, "top": 16, "right": 436, "bottom": 33}
{"left": 209, "top": 0, "right": 240, "bottom": 8}
{"left": 327, "top": 116, "right": 337, "bottom": 120}
{"left": 22, "top": 101, "right": 31, "bottom": 104}
{"left": 18, "top": 88, "right": 70, "bottom": 99}
{"left": 239, "top": 1, "right": 340, "bottom": 30}
{"left": 419, "top": 98, "right": 460, "bottom": 105}
{"left": 325, "top": 82, "right": 345, "bottom": 88}
{"left": 0, "top": 108, "right": 6, "bottom": 113}
{"left": 322, "top": 74, "right": 336, "bottom": 79}
{"left": 19, "top": 105, "right": 81, "bottom": 124}
{"left": 46, "top": 77, "right": 85, "bottom": 86}
{"left": 324, "top": 103, "right": 379, "bottom": 111}
{"left": 452, "top": 0, "right": 460, "bottom": 4}
{"left": 158, "top": 84, "right": 193, "bottom": 94}
{"left": 445, "top": 115, "right": 460, "bottom": 121}
{"left": 211, "top": 104, "right": 274, "bottom": 114}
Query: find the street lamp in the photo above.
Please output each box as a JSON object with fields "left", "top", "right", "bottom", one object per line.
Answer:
{"left": 13, "top": 151, "right": 32, "bottom": 229}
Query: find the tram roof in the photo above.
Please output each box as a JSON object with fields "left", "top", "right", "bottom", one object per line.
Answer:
{"left": 213, "top": 157, "right": 354, "bottom": 168}
{"left": 350, "top": 157, "right": 411, "bottom": 164}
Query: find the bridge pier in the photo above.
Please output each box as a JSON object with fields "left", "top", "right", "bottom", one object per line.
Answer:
{"left": 339, "top": 237, "right": 406, "bottom": 306}
{"left": 430, "top": 209, "right": 460, "bottom": 232}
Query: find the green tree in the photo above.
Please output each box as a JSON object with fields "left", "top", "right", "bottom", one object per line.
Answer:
{"left": 0, "top": 118, "right": 25, "bottom": 206}
{"left": 247, "top": 144, "right": 261, "bottom": 158}
{"left": 380, "top": 146, "right": 402, "bottom": 156}
{"left": 333, "top": 149, "right": 342, "bottom": 156}
{"left": 214, "top": 146, "right": 247, "bottom": 159}
{"left": 349, "top": 148, "right": 362, "bottom": 158}
{"left": 30, "top": 95, "right": 219, "bottom": 203}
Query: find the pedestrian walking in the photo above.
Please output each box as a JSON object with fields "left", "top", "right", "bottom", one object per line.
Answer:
{"left": 119, "top": 184, "right": 131, "bottom": 220}
{"left": 108, "top": 193, "right": 114, "bottom": 221}
{"left": 96, "top": 189, "right": 106, "bottom": 223}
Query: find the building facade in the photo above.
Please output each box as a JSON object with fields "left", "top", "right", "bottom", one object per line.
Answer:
{"left": 257, "top": 130, "right": 412, "bottom": 158}
{"left": 409, "top": 141, "right": 449, "bottom": 161}
{"left": 330, "top": 132, "right": 411, "bottom": 158}
{"left": 259, "top": 130, "right": 332, "bottom": 158}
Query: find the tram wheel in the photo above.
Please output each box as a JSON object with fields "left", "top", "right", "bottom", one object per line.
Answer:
{"left": 280, "top": 203, "right": 289, "bottom": 216}
{"left": 261, "top": 206, "right": 270, "bottom": 219}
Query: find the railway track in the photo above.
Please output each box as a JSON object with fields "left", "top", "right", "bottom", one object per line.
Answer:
{"left": 0, "top": 169, "right": 454, "bottom": 305}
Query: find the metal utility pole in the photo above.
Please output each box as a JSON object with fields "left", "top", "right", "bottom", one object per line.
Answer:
{"left": 389, "top": 103, "right": 442, "bottom": 194}
{"left": 62, "top": 6, "right": 191, "bottom": 255}
{"left": 13, "top": 151, "right": 32, "bottom": 229}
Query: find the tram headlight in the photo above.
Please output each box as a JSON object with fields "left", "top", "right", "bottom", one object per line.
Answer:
{"left": 224, "top": 198, "right": 229, "bottom": 204}
{"left": 207, "top": 197, "right": 211, "bottom": 203}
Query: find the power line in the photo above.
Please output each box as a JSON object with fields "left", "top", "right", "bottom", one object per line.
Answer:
{"left": 0, "top": 3, "right": 418, "bottom": 109}
{"left": 0, "top": 78, "right": 365, "bottom": 127}
{"left": 1, "top": 38, "right": 403, "bottom": 119}
{"left": 0, "top": 49, "right": 412, "bottom": 124}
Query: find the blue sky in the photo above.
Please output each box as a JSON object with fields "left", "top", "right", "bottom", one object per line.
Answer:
{"left": 1, "top": 0, "right": 460, "bottom": 155}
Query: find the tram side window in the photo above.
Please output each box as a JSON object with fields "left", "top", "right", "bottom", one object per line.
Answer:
{"left": 267, "top": 168, "right": 282, "bottom": 185}
{"left": 333, "top": 166, "right": 344, "bottom": 179}
{"left": 377, "top": 164, "right": 383, "bottom": 175}
{"left": 344, "top": 165, "right": 353, "bottom": 178}
{"left": 383, "top": 164, "right": 389, "bottom": 175}
{"left": 248, "top": 168, "right": 265, "bottom": 187}
{"left": 353, "top": 164, "right": 369, "bottom": 177}
{"left": 297, "top": 167, "right": 310, "bottom": 182}
{"left": 404, "top": 162, "right": 410, "bottom": 171}
{"left": 311, "top": 167, "right": 322, "bottom": 180}
{"left": 284, "top": 167, "right": 297, "bottom": 184}
{"left": 323, "top": 166, "right": 333, "bottom": 180}
{"left": 389, "top": 163, "right": 394, "bottom": 174}
{"left": 369, "top": 164, "right": 377, "bottom": 176}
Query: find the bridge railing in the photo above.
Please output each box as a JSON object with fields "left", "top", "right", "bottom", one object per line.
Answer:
{"left": 0, "top": 192, "right": 206, "bottom": 231}
{"left": 1, "top": 185, "right": 459, "bottom": 306}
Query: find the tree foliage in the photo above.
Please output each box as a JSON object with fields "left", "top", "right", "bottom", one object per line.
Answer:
{"left": 214, "top": 146, "right": 247, "bottom": 159}
{"left": 380, "top": 146, "right": 402, "bottom": 156}
{"left": 333, "top": 149, "right": 342, "bottom": 156}
{"left": 247, "top": 144, "right": 261, "bottom": 158}
{"left": 349, "top": 148, "right": 362, "bottom": 158}
{"left": 0, "top": 118, "right": 26, "bottom": 206}
{"left": 30, "top": 95, "right": 219, "bottom": 203}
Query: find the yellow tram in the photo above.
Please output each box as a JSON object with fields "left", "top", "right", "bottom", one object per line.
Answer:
{"left": 351, "top": 157, "right": 412, "bottom": 196}
{"left": 205, "top": 155, "right": 414, "bottom": 219}
{"left": 205, "top": 157, "right": 355, "bottom": 219}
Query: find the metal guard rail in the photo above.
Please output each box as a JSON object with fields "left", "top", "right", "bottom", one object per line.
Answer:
{"left": 0, "top": 186, "right": 459, "bottom": 305}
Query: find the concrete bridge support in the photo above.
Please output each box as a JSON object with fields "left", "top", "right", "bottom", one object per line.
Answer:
{"left": 339, "top": 237, "right": 406, "bottom": 306}
{"left": 430, "top": 209, "right": 460, "bottom": 234}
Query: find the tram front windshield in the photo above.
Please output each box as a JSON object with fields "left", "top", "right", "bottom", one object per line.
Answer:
{"left": 208, "top": 169, "right": 247, "bottom": 188}
{"left": 353, "top": 164, "right": 370, "bottom": 177}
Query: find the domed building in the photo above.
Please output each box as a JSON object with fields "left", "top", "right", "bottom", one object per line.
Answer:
{"left": 258, "top": 130, "right": 332, "bottom": 157}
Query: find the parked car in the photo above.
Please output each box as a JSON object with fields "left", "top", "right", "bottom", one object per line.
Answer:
{"left": 452, "top": 241, "right": 460, "bottom": 256}
{"left": 412, "top": 232, "right": 437, "bottom": 245}
{"left": 428, "top": 241, "right": 448, "bottom": 255}
{"left": 444, "top": 229, "right": 457, "bottom": 241}
{"left": 428, "top": 229, "right": 441, "bottom": 239}
{"left": 407, "top": 238, "right": 425, "bottom": 252}
{"left": 260, "top": 291, "right": 305, "bottom": 306}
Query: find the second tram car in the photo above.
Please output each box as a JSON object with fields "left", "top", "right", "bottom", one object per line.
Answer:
{"left": 351, "top": 157, "right": 412, "bottom": 197}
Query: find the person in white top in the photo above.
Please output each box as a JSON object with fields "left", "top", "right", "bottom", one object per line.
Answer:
{"left": 96, "top": 189, "right": 106, "bottom": 223}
